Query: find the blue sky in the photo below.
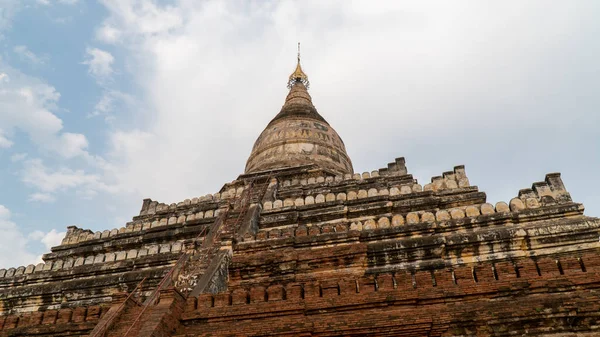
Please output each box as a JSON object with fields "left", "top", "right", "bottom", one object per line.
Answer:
{"left": 0, "top": 1, "right": 599, "bottom": 268}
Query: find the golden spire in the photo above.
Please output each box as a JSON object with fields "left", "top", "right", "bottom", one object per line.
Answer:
{"left": 288, "top": 42, "right": 310, "bottom": 89}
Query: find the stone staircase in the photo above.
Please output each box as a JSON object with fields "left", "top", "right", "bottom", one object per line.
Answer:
{"left": 91, "top": 288, "right": 185, "bottom": 337}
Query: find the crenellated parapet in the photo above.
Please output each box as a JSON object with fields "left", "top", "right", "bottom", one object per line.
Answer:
{"left": 0, "top": 241, "right": 185, "bottom": 281}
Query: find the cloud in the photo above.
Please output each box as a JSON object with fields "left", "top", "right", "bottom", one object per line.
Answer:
{"left": 0, "top": 129, "right": 12, "bottom": 148}
{"left": 28, "top": 192, "right": 56, "bottom": 203}
{"left": 20, "top": 159, "right": 118, "bottom": 200}
{"left": 10, "top": 152, "right": 27, "bottom": 162}
{"left": 0, "top": 1, "right": 20, "bottom": 39}
{"left": 13, "top": 45, "right": 48, "bottom": 65}
{"left": 88, "top": 89, "right": 134, "bottom": 122}
{"left": 39, "top": 229, "right": 65, "bottom": 250}
{"left": 0, "top": 60, "right": 90, "bottom": 158}
{"left": 96, "top": 23, "right": 121, "bottom": 43}
{"left": 82, "top": 47, "right": 114, "bottom": 83}
{"left": 0, "top": 204, "right": 64, "bottom": 268}
{"left": 37, "top": 0, "right": 79, "bottom": 5}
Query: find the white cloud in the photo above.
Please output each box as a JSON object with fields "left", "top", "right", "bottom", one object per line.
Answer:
{"left": 14, "top": 45, "right": 48, "bottom": 65}
{"left": 21, "top": 158, "right": 118, "bottom": 196}
{"left": 37, "top": 0, "right": 79, "bottom": 5}
{"left": 88, "top": 89, "right": 133, "bottom": 122}
{"left": 0, "top": 1, "right": 20, "bottom": 39}
{"left": 82, "top": 47, "right": 114, "bottom": 83}
{"left": 10, "top": 152, "right": 27, "bottom": 162}
{"left": 0, "top": 61, "right": 90, "bottom": 158}
{"left": 0, "top": 72, "right": 8, "bottom": 82}
{"left": 0, "top": 129, "right": 12, "bottom": 148}
{"left": 28, "top": 192, "right": 56, "bottom": 203}
{"left": 96, "top": 23, "right": 121, "bottom": 43}
{"left": 39, "top": 229, "right": 66, "bottom": 250}
{"left": 0, "top": 204, "right": 64, "bottom": 269}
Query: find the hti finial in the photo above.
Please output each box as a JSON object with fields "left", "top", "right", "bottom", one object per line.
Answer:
{"left": 288, "top": 42, "right": 310, "bottom": 89}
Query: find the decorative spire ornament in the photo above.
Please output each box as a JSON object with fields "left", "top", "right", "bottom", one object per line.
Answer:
{"left": 288, "top": 42, "right": 310, "bottom": 89}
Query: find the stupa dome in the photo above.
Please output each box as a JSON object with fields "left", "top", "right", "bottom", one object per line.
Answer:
{"left": 244, "top": 50, "right": 353, "bottom": 175}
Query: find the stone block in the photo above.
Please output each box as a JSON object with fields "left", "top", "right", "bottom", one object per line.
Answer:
{"left": 363, "top": 219, "right": 376, "bottom": 230}
{"left": 93, "top": 254, "right": 105, "bottom": 264}
{"left": 315, "top": 194, "right": 325, "bottom": 203}
{"left": 421, "top": 212, "right": 435, "bottom": 223}
{"left": 25, "top": 264, "right": 35, "bottom": 274}
{"left": 378, "top": 217, "right": 390, "bottom": 228}
{"left": 391, "top": 215, "right": 404, "bottom": 226}
{"left": 450, "top": 208, "right": 465, "bottom": 219}
{"left": 350, "top": 222, "right": 362, "bottom": 231}
{"left": 172, "top": 242, "right": 183, "bottom": 252}
{"left": 127, "top": 249, "right": 138, "bottom": 259}
{"left": 326, "top": 193, "right": 336, "bottom": 202}
{"left": 465, "top": 205, "right": 480, "bottom": 217}
{"left": 368, "top": 188, "right": 378, "bottom": 197}
{"left": 43, "top": 262, "right": 53, "bottom": 271}
{"left": 305, "top": 196, "right": 315, "bottom": 205}
{"left": 104, "top": 253, "right": 116, "bottom": 262}
{"left": 406, "top": 212, "right": 419, "bottom": 224}
{"left": 436, "top": 210, "right": 451, "bottom": 221}
{"left": 336, "top": 193, "right": 347, "bottom": 201}
{"left": 480, "top": 203, "right": 495, "bottom": 215}
{"left": 115, "top": 251, "right": 127, "bottom": 261}
{"left": 63, "top": 259, "right": 74, "bottom": 269}
{"left": 52, "top": 260, "right": 64, "bottom": 270}
{"left": 509, "top": 198, "right": 525, "bottom": 212}
{"left": 357, "top": 190, "right": 368, "bottom": 198}
{"left": 525, "top": 197, "right": 540, "bottom": 208}
{"left": 294, "top": 198, "right": 304, "bottom": 206}
{"left": 84, "top": 256, "right": 95, "bottom": 265}
{"left": 446, "top": 180, "right": 458, "bottom": 189}
{"left": 495, "top": 201, "right": 509, "bottom": 213}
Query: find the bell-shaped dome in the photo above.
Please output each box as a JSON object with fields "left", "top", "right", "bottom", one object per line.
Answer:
{"left": 245, "top": 57, "right": 353, "bottom": 175}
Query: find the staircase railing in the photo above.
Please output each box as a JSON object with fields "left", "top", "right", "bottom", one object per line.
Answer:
{"left": 88, "top": 277, "right": 146, "bottom": 337}
{"left": 120, "top": 175, "right": 273, "bottom": 337}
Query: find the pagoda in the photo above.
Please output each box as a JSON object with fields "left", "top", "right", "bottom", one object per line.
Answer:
{"left": 1, "top": 48, "right": 600, "bottom": 337}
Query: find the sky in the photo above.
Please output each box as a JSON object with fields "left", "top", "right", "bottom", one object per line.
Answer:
{"left": 0, "top": 0, "right": 599, "bottom": 269}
